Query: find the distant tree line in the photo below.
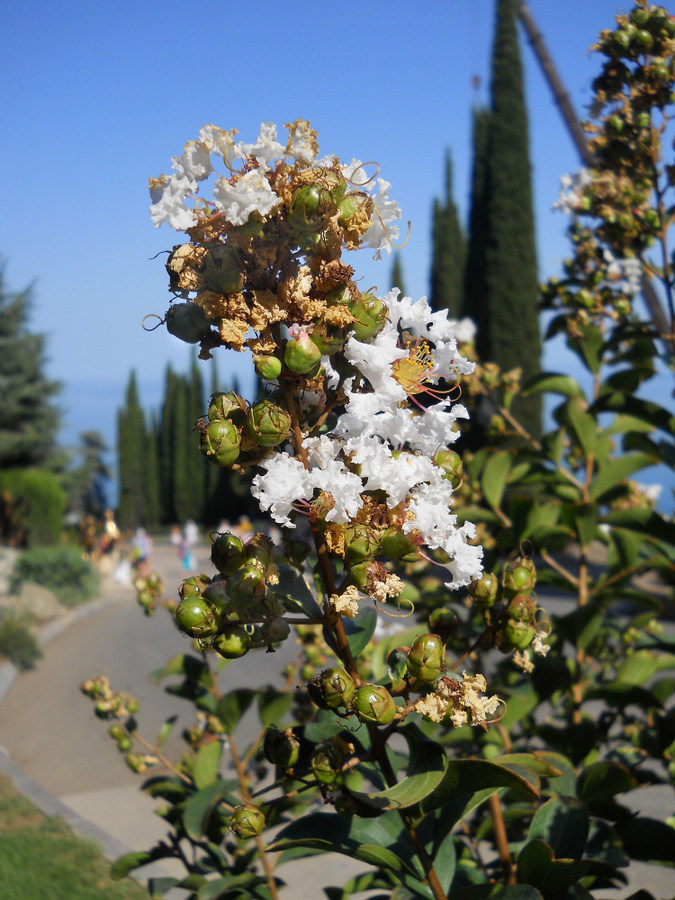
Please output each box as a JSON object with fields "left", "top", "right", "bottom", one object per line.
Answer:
{"left": 116, "top": 357, "right": 254, "bottom": 531}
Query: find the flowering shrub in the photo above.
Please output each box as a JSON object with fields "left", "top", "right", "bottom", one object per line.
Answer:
{"left": 83, "top": 4, "right": 675, "bottom": 898}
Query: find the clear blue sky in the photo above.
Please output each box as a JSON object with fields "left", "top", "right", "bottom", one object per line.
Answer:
{"left": 0, "top": 0, "right": 644, "bottom": 454}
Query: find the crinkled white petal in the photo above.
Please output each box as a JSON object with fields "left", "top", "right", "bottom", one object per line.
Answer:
{"left": 365, "top": 178, "right": 401, "bottom": 260}
{"left": 250, "top": 453, "right": 313, "bottom": 527}
{"left": 286, "top": 120, "right": 318, "bottom": 166}
{"left": 213, "top": 169, "right": 281, "bottom": 225}
{"left": 172, "top": 141, "right": 213, "bottom": 181}
{"left": 238, "top": 122, "right": 285, "bottom": 171}
{"left": 149, "top": 173, "right": 198, "bottom": 229}
{"left": 198, "top": 125, "right": 244, "bottom": 168}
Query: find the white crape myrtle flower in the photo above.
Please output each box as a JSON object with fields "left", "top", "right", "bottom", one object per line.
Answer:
{"left": 172, "top": 141, "right": 214, "bottom": 182}
{"left": 213, "top": 168, "right": 281, "bottom": 226}
{"left": 603, "top": 249, "right": 643, "bottom": 297}
{"left": 198, "top": 125, "right": 244, "bottom": 168}
{"left": 250, "top": 453, "right": 313, "bottom": 527}
{"left": 285, "top": 119, "right": 318, "bottom": 166}
{"left": 238, "top": 122, "right": 285, "bottom": 171}
{"left": 149, "top": 173, "right": 199, "bottom": 230}
{"left": 341, "top": 160, "right": 402, "bottom": 259}
{"left": 553, "top": 168, "right": 592, "bottom": 214}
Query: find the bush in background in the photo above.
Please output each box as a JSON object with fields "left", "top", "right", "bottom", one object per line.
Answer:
{"left": 0, "top": 468, "right": 65, "bottom": 548}
{"left": 10, "top": 545, "right": 100, "bottom": 608}
{"left": 0, "top": 610, "right": 41, "bottom": 671}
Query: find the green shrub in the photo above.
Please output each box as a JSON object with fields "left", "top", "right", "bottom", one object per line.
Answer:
{"left": 0, "top": 468, "right": 65, "bottom": 547}
{"left": 10, "top": 545, "right": 100, "bottom": 608}
{"left": 0, "top": 610, "right": 41, "bottom": 671}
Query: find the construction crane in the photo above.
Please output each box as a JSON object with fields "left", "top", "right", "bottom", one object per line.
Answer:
{"left": 516, "top": 0, "right": 672, "bottom": 342}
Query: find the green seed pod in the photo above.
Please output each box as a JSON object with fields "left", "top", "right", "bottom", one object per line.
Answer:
{"left": 309, "top": 666, "right": 356, "bottom": 710}
{"left": 284, "top": 332, "right": 322, "bottom": 374}
{"left": 125, "top": 753, "right": 144, "bottom": 773}
{"left": 263, "top": 727, "right": 300, "bottom": 769}
{"left": 243, "top": 623, "right": 267, "bottom": 649}
{"left": 108, "top": 724, "right": 125, "bottom": 741}
{"left": 428, "top": 608, "right": 458, "bottom": 643}
{"left": 310, "top": 321, "right": 347, "bottom": 356}
{"left": 506, "top": 594, "right": 537, "bottom": 623}
{"left": 343, "top": 524, "right": 380, "bottom": 565}
{"left": 352, "top": 684, "right": 397, "bottom": 726}
{"left": 311, "top": 740, "right": 345, "bottom": 784}
{"left": 200, "top": 245, "right": 244, "bottom": 294}
{"left": 502, "top": 558, "right": 536, "bottom": 598}
{"left": 245, "top": 400, "right": 292, "bottom": 447}
{"left": 175, "top": 596, "right": 221, "bottom": 638}
{"left": 325, "top": 284, "right": 355, "bottom": 306}
{"left": 179, "top": 574, "right": 212, "bottom": 603}
{"left": 503, "top": 619, "right": 536, "bottom": 651}
{"left": 348, "top": 294, "right": 387, "bottom": 341}
{"left": 211, "top": 532, "right": 246, "bottom": 576}
{"left": 337, "top": 193, "right": 363, "bottom": 227}
{"left": 470, "top": 573, "right": 499, "bottom": 609}
{"left": 334, "top": 789, "right": 359, "bottom": 817}
{"left": 201, "top": 418, "right": 241, "bottom": 466}
{"left": 145, "top": 572, "right": 162, "bottom": 592}
{"left": 117, "top": 735, "right": 132, "bottom": 752}
{"left": 227, "top": 563, "right": 266, "bottom": 609}
{"left": 208, "top": 390, "right": 247, "bottom": 423}
{"left": 126, "top": 698, "right": 140, "bottom": 715}
{"left": 165, "top": 302, "right": 211, "bottom": 344}
{"left": 230, "top": 803, "right": 266, "bottom": 840}
{"left": 261, "top": 616, "right": 291, "bottom": 646}
{"left": 406, "top": 634, "right": 445, "bottom": 684}
{"left": 213, "top": 625, "right": 251, "bottom": 659}
{"left": 254, "top": 355, "right": 283, "bottom": 380}
{"left": 245, "top": 533, "right": 275, "bottom": 568}
{"left": 433, "top": 449, "right": 463, "bottom": 489}
{"left": 379, "top": 527, "right": 418, "bottom": 560}
{"left": 348, "top": 559, "right": 387, "bottom": 592}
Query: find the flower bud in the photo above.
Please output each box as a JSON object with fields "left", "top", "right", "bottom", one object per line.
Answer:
{"left": 502, "top": 558, "right": 536, "bottom": 598}
{"left": 284, "top": 332, "right": 322, "bottom": 374}
{"left": 108, "top": 724, "right": 125, "bottom": 741}
{"left": 352, "top": 684, "right": 397, "bottom": 726}
{"left": 254, "top": 355, "right": 283, "bottom": 380}
{"left": 175, "top": 596, "right": 221, "bottom": 638}
{"left": 126, "top": 697, "right": 140, "bottom": 715}
{"left": 165, "top": 302, "right": 211, "bottom": 344}
{"left": 245, "top": 400, "right": 292, "bottom": 447}
{"left": 117, "top": 735, "right": 132, "bottom": 752}
{"left": 230, "top": 803, "right": 266, "bottom": 840}
{"left": 308, "top": 667, "right": 356, "bottom": 710}
{"left": 214, "top": 625, "right": 251, "bottom": 659}
{"left": 470, "top": 573, "right": 499, "bottom": 609}
{"left": 263, "top": 727, "right": 300, "bottom": 769}
{"left": 125, "top": 752, "right": 144, "bottom": 773}
{"left": 406, "top": 634, "right": 445, "bottom": 684}
{"left": 311, "top": 740, "right": 345, "bottom": 784}
{"left": 348, "top": 294, "right": 387, "bottom": 341}
{"left": 433, "top": 450, "right": 463, "bottom": 489}
{"left": 211, "top": 532, "right": 246, "bottom": 576}
{"left": 200, "top": 418, "right": 241, "bottom": 466}
{"left": 343, "top": 524, "right": 379, "bottom": 565}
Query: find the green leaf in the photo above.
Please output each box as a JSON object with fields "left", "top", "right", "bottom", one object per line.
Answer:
{"left": 150, "top": 653, "right": 209, "bottom": 686}
{"left": 481, "top": 451, "right": 512, "bottom": 510}
{"left": 156, "top": 715, "right": 177, "bottom": 748}
{"left": 593, "top": 392, "right": 675, "bottom": 436}
{"left": 111, "top": 850, "right": 154, "bottom": 879}
{"left": 257, "top": 687, "right": 293, "bottom": 728}
{"left": 418, "top": 758, "right": 539, "bottom": 817}
{"left": 522, "top": 372, "right": 585, "bottom": 400}
{"left": 576, "top": 761, "right": 635, "bottom": 803}
{"left": 343, "top": 606, "right": 377, "bottom": 658}
{"left": 216, "top": 688, "right": 255, "bottom": 735}
{"left": 446, "top": 884, "right": 544, "bottom": 899}
{"left": 183, "top": 779, "right": 237, "bottom": 841}
{"left": 344, "top": 724, "right": 447, "bottom": 810}
{"left": 573, "top": 502, "right": 599, "bottom": 548}
{"left": 589, "top": 452, "right": 658, "bottom": 501}
{"left": 564, "top": 398, "right": 598, "bottom": 459}
{"left": 517, "top": 839, "right": 590, "bottom": 893}
{"left": 533, "top": 752, "right": 577, "bottom": 796}
{"left": 616, "top": 649, "right": 660, "bottom": 686}
{"left": 617, "top": 817, "right": 675, "bottom": 864}
{"left": 275, "top": 565, "right": 322, "bottom": 617}
{"left": 197, "top": 873, "right": 269, "bottom": 900}
{"left": 148, "top": 877, "right": 179, "bottom": 897}
{"left": 568, "top": 322, "right": 604, "bottom": 374}
{"left": 527, "top": 797, "right": 589, "bottom": 860}
{"left": 193, "top": 739, "right": 222, "bottom": 789}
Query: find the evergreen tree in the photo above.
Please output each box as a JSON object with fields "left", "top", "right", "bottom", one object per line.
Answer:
{"left": 117, "top": 371, "right": 146, "bottom": 529}
{"left": 144, "top": 412, "right": 161, "bottom": 527}
{"left": 187, "top": 353, "right": 206, "bottom": 520}
{"left": 390, "top": 253, "right": 408, "bottom": 297}
{"left": 158, "top": 365, "right": 177, "bottom": 524}
{"left": 67, "top": 431, "right": 110, "bottom": 518}
{"left": 0, "top": 267, "right": 61, "bottom": 468}
{"left": 463, "top": 106, "right": 492, "bottom": 337}
{"left": 482, "top": 0, "right": 541, "bottom": 435}
{"left": 171, "top": 375, "right": 196, "bottom": 523}
{"left": 429, "top": 151, "right": 466, "bottom": 319}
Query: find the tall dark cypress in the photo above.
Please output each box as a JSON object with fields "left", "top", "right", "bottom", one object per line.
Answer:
{"left": 463, "top": 107, "right": 491, "bottom": 337}
{"left": 187, "top": 353, "right": 206, "bottom": 520}
{"left": 429, "top": 151, "right": 466, "bottom": 319}
{"left": 117, "top": 370, "right": 146, "bottom": 529}
{"left": 171, "top": 375, "right": 193, "bottom": 524}
{"left": 144, "top": 411, "right": 161, "bottom": 527}
{"left": 158, "top": 365, "right": 177, "bottom": 524}
{"left": 390, "top": 253, "right": 408, "bottom": 298}
{"left": 483, "top": 0, "right": 541, "bottom": 435}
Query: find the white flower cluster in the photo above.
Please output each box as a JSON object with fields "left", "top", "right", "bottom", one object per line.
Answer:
{"left": 251, "top": 290, "right": 483, "bottom": 589}
{"left": 149, "top": 122, "right": 401, "bottom": 259}
{"left": 603, "top": 249, "right": 643, "bottom": 297}
{"left": 414, "top": 672, "right": 500, "bottom": 727}
{"left": 553, "top": 168, "right": 593, "bottom": 214}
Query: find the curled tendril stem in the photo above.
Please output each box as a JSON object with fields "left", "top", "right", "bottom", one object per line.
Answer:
{"left": 344, "top": 161, "right": 381, "bottom": 188}
{"left": 142, "top": 313, "right": 165, "bottom": 332}
{"left": 372, "top": 596, "right": 415, "bottom": 619}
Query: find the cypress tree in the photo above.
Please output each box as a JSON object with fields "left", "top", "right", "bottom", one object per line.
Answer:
{"left": 0, "top": 268, "right": 61, "bottom": 469}
{"left": 390, "top": 253, "right": 408, "bottom": 298}
{"left": 187, "top": 353, "right": 206, "bottom": 520}
{"left": 158, "top": 365, "right": 177, "bottom": 524}
{"left": 463, "top": 106, "right": 492, "bottom": 337}
{"left": 429, "top": 151, "right": 466, "bottom": 319}
{"left": 117, "top": 371, "right": 146, "bottom": 529}
{"left": 144, "top": 411, "right": 161, "bottom": 527}
{"left": 482, "top": 0, "right": 541, "bottom": 435}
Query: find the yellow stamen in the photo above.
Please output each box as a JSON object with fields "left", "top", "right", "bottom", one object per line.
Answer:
{"left": 392, "top": 340, "right": 435, "bottom": 394}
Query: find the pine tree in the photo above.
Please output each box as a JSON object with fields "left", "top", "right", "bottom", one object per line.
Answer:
{"left": 482, "top": 0, "right": 541, "bottom": 435}
{"left": 390, "top": 253, "right": 408, "bottom": 297}
{"left": 0, "top": 267, "right": 61, "bottom": 468}
{"left": 429, "top": 151, "right": 466, "bottom": 319}
{"left": 117, "top": 371, "right": 147, "bottom": 529}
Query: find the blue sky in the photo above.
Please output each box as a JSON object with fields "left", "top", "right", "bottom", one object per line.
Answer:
{"left": 0, "top": 1, "right": 654, "bottom": 458}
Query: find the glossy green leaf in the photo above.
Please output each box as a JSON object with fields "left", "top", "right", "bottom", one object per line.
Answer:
{"left": 589, "top": 452, "right": 658, "bottom": 501}
{"left": 257, "top": 687, "right": 293, "bottom": 728}
{"left": 446, "top": 884, "right": 544, "bottom": 899}
{"left": 216, "top": 688, "right": 255, "bottom": 735}
{"left": 616, "top": 649, "right": 660, "bottom": 686}
{"left": 617, "top": 817, "right": 675, "bottom": 864}
{"left": 568, "top": 322, "right": 604, "bottom": 374}
{"left": 522, "top": 372, "right": 585, "bottom": 399}
{"left": 564, "top": 398, "right": 598, "bottom": 459}
{"left": 275, "top": 564, "right": 322, "bottom": 617}
{"left": 197, "top": 872, "right": 269, "bottom": 900}
{"left": 193, "top": 739, "right": 222, "bottom": 789}
{"left": 345, "top": 724, "right": 447, "bottom": 810}
{"left": 517, "top": 839, "right": 590, "bottom": 892}
{"left": 418, "top": 757, "right": 539, "bottom": 817}
{"left": 576, "top": 761, "right": 635, "bottom": 803}
{"left": 111, "top": 850, "right": 154, "bottom": 879}
{"left": 573, "top": 502, "right": 599, "bottom": 548}
{"left": 593, "top": 392, "right": 675, "bottom": 436}
{"left": 344, "top": 606, "right": 377, "bottom": 658}
{"left": 527, "top": 797, "right": 589, "bottom": 860}
{"left": 150, "top": 653, "right": 209, "bottom": 686}
{"left": 156, "top": 715, "right": 177, "bottom": 748}
{"left": 147, "top": 877, "right": 179, "bottom": 896}
{"left": 183, "top": 779, "right": 237, "bottom": 841}
{"left": 533, "top": 751, "right": 577, "bottom": 796}
{"left": 481, "top": 450, "right": 512, "bottom": 510}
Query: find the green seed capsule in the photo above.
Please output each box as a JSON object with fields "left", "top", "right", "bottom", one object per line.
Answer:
{"left": 348, "top": 295, "right": 387, "bottom": 341}
{"left": 108, "top": 724, "right": 125, "bottom": 741}
{"left": 284, "top": 332, "right": 322, "bottom": 374}
{"left": 211, "top": 532, "right": 246, "bottom": 576}
{"left": 200, "top": 245, "right": 244, "bottom": 294}
{"left": 470, "top": 573, "right": 499, "bottom": 609}
{"left": 263, "top": 728, "right": 300, "bottom": 769}
{"left": 311, "top": 740, "right": 345, "bottom": 784}
{"left": 214, "top": 625, "right": 251, "bottom": 659}
{"left": 506, "top": 594, "right": 537, "bottom": 623}
{"left": 227, "top": 563, "right": 266, "bottom": 611}
{"left": 117, "top": 735, "right": 132, "bottom": 752}
{"left": 406, "top": 634, "right": 444, "bottom": 684}
{"left": 379, "top": 527, "right": 418, "bottom": 560}
{"left": 309, "top": 666, "right": 356, "bottom": 710}
{"left": 179, "top": 574, "right": 212, "bottom": 603}
{"left": 343, "top": 524, "right": 380, "bottom": 565}
{"left": 352, "top": 684, "right": 397, "bottom": 726}
{"left": 254, "top": 355, "right": 283, "bottom": 380}
{"left": 503, "top": 619, "right": 536, "bottom": 651}
{"left": 175, "top": 596, "right": 221, "bottom": 638}
{"left": 230, "top": 803, "right": 265, "bottom": 839}
{"left": 208, "top": 391, "right": 247, "bottom": 423}
{"left": 201, "top": 418, "right": 241, "bottom": 466}
{"left": 245, "top": 400, "right": 292, "bottom": 447}
{"left": 165, "top": 302, "right": 211, "bottom": 344}
{"left": 433, "top": 449, "right": 463, "bottom": 489}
